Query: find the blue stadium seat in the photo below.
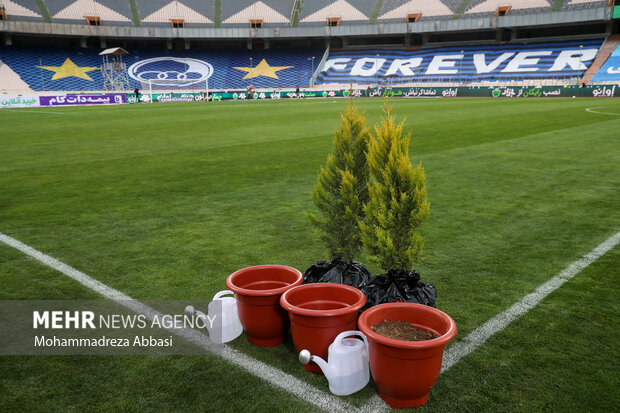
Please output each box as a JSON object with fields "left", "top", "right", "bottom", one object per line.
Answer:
{"left": 0, "top": 45, "right": 321, "bottom": 90}
{"left": 316, "top": 40, "right": 604, "bottom": 85}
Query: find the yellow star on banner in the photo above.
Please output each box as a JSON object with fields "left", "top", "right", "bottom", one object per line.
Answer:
{"left": 233, "top": 59, "right": 293, "bottom": 79}
{"left": 37, "top": 58, "right": 99, "bottom": 81}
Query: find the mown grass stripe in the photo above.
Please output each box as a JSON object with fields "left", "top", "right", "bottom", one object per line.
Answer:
{"left": 360, "top": 230, "right": 620, "bottom": 411}
{"left": 0, "top": 231, "right": 357, "bottom": 413}
{"left": 440, "top": 229, "right": 620, "bottom": 373}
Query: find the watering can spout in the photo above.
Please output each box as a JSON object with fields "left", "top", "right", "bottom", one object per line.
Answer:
{"left": 299, "top": 350, "right": 333, "bottom": 377}
{"left": 298, "top": 330, "right": 370, "bottom": 396}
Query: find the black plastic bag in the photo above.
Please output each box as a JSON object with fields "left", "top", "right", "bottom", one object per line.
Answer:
{"left": 303, "top": 259, "right": 371, "bottom": 287}
{"left": 359, "top": 269, "right": 437, "bottom": 310}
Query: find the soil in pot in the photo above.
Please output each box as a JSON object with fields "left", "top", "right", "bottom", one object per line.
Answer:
{"left": 370, "top": 321, "right": 439, "bottom": 341}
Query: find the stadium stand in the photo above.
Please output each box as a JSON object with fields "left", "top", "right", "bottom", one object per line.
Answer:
{"left": 221, "top": 0, "right": 295, "bottom": 26}
{"left": 377, "top": 0, "right": 458, "bottom": 22}
{"left": 587, "top": 34, "right": 620, "bottom": 83}
{"left": 0, "top": 1, "right": 618, "bottom": 93}
{"left": 45, "top": 0, "right": 133, "bottom": 25}
{"left": 1, "top": 39, "right": 609, "bottom": 92}
{"left": 138, "top": 0, "right": 215, "bottom": 27}
{"left": 0, "top": 45, "right": 320, "bottom": 91}
{"left": 0, "top": 0, "right": 43, "bottom": 22}
{"left": 0, "top": 0, "right": 614, "bottom": 25}
{"left": 299, "top": 0, "right": 376, "bottom": 25}
{"left": 316, "top": 40, "right": 603, "bottom": 86}
{"left": 0, "top": 57, "right": 33, "bottom": 92}
{"left": 464, "top": 0, "right": 552, "bottom": 17}
{"left": 563, "top": 0, "right": 611, "bottom": 11}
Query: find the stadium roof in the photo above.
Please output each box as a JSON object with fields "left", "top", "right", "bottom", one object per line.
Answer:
{"left": 99, "top": 47, "right": 128, "bottom": 56}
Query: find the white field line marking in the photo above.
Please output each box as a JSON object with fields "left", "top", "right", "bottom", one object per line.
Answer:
{"left": 585, "top": 107, "right": 620, "bottom": 116}
{"left": 441, "top": 229, "right": 620, "bottom": 373}
{"left": 5, "top": 230, "right": 619, "bottom": 413}
{"left": 0, "top": 232, "right": 356, "bottom": 413}
{"left": 361, "top": 230, "right": 620, "bottom": 411}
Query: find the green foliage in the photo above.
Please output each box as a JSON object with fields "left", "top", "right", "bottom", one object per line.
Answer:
{"left": 360, "top": 105, "right": 430, "bottom": 271}
{"left": 128, "top": 0, "right": 141, "bottom": 27}
{"left": 34, "top": 0, "right": 53, "bottom": 23}
{"left": 214, "top": 0, "right": 222, "bottom": 27}
{"left": 307, "top": 101, "right": 370, "bottom": 262}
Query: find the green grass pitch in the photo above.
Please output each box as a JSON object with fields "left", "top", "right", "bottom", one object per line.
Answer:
{"left": 1, "top": 97, "right": 619, "bottom": 411}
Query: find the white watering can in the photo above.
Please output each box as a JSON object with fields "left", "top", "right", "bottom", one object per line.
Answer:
{"left": 184, "top": 290, "right": 243, "bottom": 344}
{"left": 298, "top": 330, "right": 369, "bottom": 396}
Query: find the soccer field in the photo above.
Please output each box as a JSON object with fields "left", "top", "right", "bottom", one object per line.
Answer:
{"left": 1, "top": 97, "right": 619, "bottom": 412}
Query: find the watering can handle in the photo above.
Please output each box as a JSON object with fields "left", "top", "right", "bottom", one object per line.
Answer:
{"left": 334, "top": 330, "right": 368, "bottom": 351}
{"left": 213, "top": 290, "right": 235, "bottom": 300}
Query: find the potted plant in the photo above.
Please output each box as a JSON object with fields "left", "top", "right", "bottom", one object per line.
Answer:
{"left": 304, "top": 101, "right": 371, "bottom": 287}
{"left": 280, "top": 283, "right": 366, "bottom": 374}
{"left": 359, "top": 104, "right": 436, "bottom": 308}
{"left": 357, "top": 106, "right": 455, "bottom": 407}
{"left": 226, "top": 265, "right": 303, "bottom": 346}
{"left": 358, "top": 302, "right": 457, "bottom": 408}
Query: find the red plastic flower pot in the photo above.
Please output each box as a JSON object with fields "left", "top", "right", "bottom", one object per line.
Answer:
{"left": 225, "top": 265, "right": 303, "bottom": 346}
{"left": 280, "top": 283, "right": 366, "bottom": 373}
{"left": 357, "top": 302, "right": 457, "bottom": 409}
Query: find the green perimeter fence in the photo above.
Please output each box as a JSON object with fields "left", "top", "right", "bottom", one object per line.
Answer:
{"left": 134, "top": 84, "right": 619, "bottom": 103}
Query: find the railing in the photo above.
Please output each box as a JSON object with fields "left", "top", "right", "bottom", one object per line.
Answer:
{"left": 309, "top": 47, "right": 329, "bottom": 87}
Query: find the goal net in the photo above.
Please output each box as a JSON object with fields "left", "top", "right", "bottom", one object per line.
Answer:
{"left": 141, "top": 78, "right": 209, "bottom": 103}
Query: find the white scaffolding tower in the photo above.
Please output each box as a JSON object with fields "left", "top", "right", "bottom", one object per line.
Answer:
{"left": 99, "top": 47, "right": 130, "bottom": 91}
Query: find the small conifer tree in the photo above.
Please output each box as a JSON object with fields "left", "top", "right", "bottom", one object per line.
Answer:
{"left": 360, "top": 105, "right": 430, "bottom": 271}
{"left": 307, "top": 101, "right": 370, "bottom": 262}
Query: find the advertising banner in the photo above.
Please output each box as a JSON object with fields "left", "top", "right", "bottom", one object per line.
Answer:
{"left": 0, "top": 94, "right": 40, "bottom": 108}
{"left": 39, "top": 93, "right": 127, "bottom": 106}
{"left": 146, "top": 93, "right": 205, "bottom": 103}
{"left": 131, "top": 85, "right": 619, "bottom": 105}
{"left": 198, "top": 86, "right": 620, "bottom": 101}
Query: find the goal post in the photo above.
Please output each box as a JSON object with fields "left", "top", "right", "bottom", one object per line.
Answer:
{"left": 142, "top": 78, "right": 209, "bottom": 103}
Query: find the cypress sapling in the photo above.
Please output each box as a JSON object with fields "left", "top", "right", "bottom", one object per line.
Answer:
{"left": 307, "top": 101, "right": 371, "bottom": 262}
{"left": 304, "top": 101, "right": 372, "bottom": 286}
{"left": 360, "top": 105, "right": 430, "bottom": 271}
